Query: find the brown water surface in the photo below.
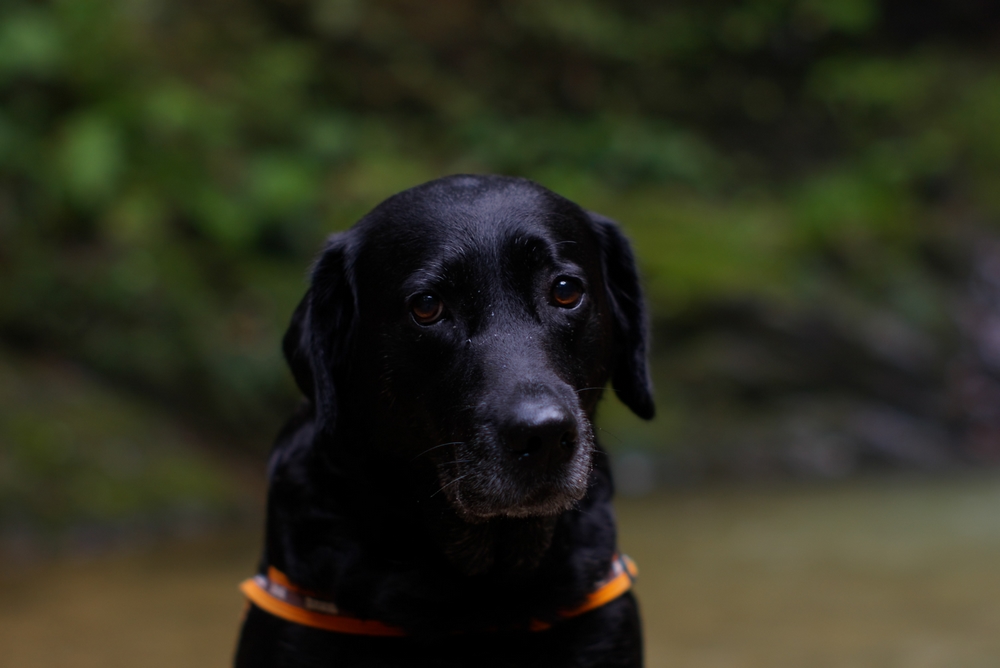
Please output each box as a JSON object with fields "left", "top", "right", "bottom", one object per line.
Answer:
{"left": 2, "top": 475, "right": 999, "bottom": 667}
{"left": 620, "top": 475, "right": 1000, "bottom": 667}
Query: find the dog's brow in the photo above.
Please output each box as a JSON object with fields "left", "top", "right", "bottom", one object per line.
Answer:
{"left": 404, "top": 262, "right": 461, "bottom": 293}
{"left": 510, "top": 233, "right": 559, "bottom": 262}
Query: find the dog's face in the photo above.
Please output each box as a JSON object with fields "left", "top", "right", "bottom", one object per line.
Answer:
{"left": 284, "top": 176, "right": 653, "bottom": 521}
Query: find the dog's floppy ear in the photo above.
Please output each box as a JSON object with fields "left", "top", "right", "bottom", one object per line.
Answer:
{"left": 283, "top": 233, "right": 357, "bottom": 434}
{"left": 588, "top": 211, "right": 655, "bottom": 420}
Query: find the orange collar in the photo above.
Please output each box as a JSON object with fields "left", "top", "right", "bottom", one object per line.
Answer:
{"left": 240, "top": 554, "right": 638, "bottom": 636}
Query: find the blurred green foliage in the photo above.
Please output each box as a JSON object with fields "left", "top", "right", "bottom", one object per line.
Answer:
{"left": 1, "top": 0, "right": 998, "bottom": 489}
{"left": 0, "top": 350, "right": 240, "bottom": 533}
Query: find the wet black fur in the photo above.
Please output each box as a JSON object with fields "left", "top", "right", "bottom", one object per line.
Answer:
{"left": 234, "top": 175, "right": 654, "bottom": 667}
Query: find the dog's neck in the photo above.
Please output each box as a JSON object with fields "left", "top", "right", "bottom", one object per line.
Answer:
{"left": 427, "top": 507, "right": 560, "bottom": 577}
{"left": 269, "top": 433, "right": 567, "bottom": 585}
{"left": 263, "top": 417, "right": 617, "bottom": 629}
{"left": 338, "top": 445, "right": 563, "bottom": 578}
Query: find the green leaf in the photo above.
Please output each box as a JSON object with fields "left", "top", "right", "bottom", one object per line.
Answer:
{"left": 58, "top": 114, "right": 125, "bottom": 207}
{"left": 0, "top": 8, "right": 62, "bottom": 78}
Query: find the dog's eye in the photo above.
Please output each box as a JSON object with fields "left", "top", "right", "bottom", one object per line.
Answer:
{"left": 410, "top": 293, "right": 445, "bottom": 325}
{"left": 551, "top": 277, "right": 584, "bottom": 308}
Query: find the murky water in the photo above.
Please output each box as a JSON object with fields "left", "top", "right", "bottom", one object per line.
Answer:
{"left": 619, "top": 475, "right": 1000, "bottom": 667}
{"left": 2, "top": 474, "right": 999, "bottom": 667}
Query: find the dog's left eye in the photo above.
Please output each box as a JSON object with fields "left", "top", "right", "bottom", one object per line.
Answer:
{"left": 410, "top": 293, "right": 445, "bottom": 325}
{"left": 551, "top": 277, "right": 584, "bottom": 308}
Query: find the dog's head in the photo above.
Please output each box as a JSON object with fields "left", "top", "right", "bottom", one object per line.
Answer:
{"left": 284, "top": 175, "right": 653, "bottom": 521}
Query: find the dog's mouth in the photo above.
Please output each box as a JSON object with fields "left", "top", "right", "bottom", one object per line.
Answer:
{"left": 433, "top": 416, "right": 596, "bottom": 521}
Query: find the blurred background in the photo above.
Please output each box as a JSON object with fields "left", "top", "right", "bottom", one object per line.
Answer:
{"left": 2, "top": 0, "right": 1000, "bottom": 665}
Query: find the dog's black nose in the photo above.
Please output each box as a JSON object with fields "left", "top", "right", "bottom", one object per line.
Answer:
{"left": 499, "top": 400, "right": 578, "bottom": 467}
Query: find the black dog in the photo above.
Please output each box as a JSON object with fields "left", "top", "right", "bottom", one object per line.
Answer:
{"left": 234, "top": 175, "right": 654, "bottom": 667}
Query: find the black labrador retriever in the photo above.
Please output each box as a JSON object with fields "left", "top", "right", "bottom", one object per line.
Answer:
{"left": 234, "top": 174, "right": 654, "bottom": 667}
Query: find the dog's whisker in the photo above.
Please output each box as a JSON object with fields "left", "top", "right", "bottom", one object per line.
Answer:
{"left": 594, "top": 426, "right": 623, "bottom": 446}
{"left": 574, "top": 387, "right": 606, "bottom": 394}
{"left": 430, "top": 474, "right": 467, "bottom": 498}
{"left": 410, "top": 441, "right": 464, "bottom": 462}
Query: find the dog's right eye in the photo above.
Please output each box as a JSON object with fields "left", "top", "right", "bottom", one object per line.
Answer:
{"left": 551, "top": 277, "right": 584, "bottom": 308}
{"left": 410, "top": 293, "right": 445, "bottom": 325}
